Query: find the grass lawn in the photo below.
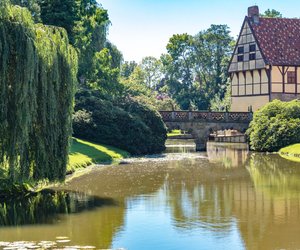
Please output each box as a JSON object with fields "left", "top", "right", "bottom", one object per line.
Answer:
{"left": 167, "top": 129, "right": 183, "bottom": 137}
{"left": 68, "top": 138, "right": 129, "bottom": 173}
{"left": 279, "top": 144, "right": 300, "bottom": 163}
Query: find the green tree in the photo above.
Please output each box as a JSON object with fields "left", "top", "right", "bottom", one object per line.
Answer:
{"left": 106, "top": 41, "right": 123, "bottom": 69}
{"left": 210, "top": 79, "right": 231, "bottom": 111}
{"left": 39, "top": 0, "right": 79, "bottom": 37}
{"left": 194, "top": 25, "right": 233, "bottom": 100}
{"left": 73, "top": 4, "right": 110, "bottom": 78}
{"left": 88, "top": 48, "right": 121, "bottom": 99}
{"left": 121, "top": 61, "right": 138, "bottom": 79}
{"left": 120, "top": 60, "right": 178, "bottom": 111}
{"left": 10, "top": 0, "right": 41, "bottom": 22}
{"left": 0, "top": 2, "right": 77, "bottom": 182}
{"left": 38, "top": 0, "right": 110, "bottom": 80}
{"left": 165, "top": 33, "right": 196, "bottom": 110}
{"left": 121, "top": 65, "right": 153, "bottom": 99}
{"left": 261, "top": 9, "right": 282, "bottom": 18}
{"left": 164, "top": 25, "right": 233, "bottom": 110}
{"left": 140, "top": 56, "right": 163, "bottom": 89}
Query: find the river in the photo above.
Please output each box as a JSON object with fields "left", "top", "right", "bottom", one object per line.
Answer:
{"left": 0, "top": 140, "right": 300, "bottom": 250}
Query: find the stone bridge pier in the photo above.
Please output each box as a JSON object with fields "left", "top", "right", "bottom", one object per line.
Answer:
{"left": 159, "top": 111, "right": 252, "bottom": 151}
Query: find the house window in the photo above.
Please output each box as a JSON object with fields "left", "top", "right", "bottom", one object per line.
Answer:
{"left": 249, "top": 53, "right": 256, "bottom": 60}
{"left": 249, "top": 44, "right": 256, "bottom": 52}
{"left": 238, "top": 55, "right": 244, "bottom": 62}
{"left": 237, "top": 46, "right": 244, "bottom": 54}
{"left": 287, "top": 71, "right": 296, "bottom": 84}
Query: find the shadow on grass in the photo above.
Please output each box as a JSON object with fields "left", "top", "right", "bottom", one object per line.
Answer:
{"left": 70, "top": 139, "right": 114, "bottom": 164}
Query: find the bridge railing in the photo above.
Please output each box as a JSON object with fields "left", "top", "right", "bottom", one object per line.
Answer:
{"left": 159, "top": 111, "right": 253, "bottom": 123}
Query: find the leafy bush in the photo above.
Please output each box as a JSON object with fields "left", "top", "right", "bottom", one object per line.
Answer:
{"left": 247, "top": 100, "right": 300, "bottom": 152}
{"left": 73, "top": 90, "right": 167, "bottom": 155}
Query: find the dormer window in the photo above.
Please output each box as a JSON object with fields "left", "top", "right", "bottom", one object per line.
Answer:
{"left": 249, "top": 44, "right": 256, "bottom": 52}
{"left": 238, "top": 46, "right": 244, "bottom": 54}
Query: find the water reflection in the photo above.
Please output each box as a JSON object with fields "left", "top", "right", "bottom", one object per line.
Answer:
{"left": 236, "top": 153, "right": 300, "bottom": 250}
{"left": 0, "top": 143, "right": 300, "bottom": 249}
{"left": 0, "top": 189, "right": 117, "bottom": 226}
{"left": 247, "top": 153, "right": 300, "bottom": 197}
{"left": 0, "top": 189, "right": 125, "bottom": 249}
{"left": 165, "top": 139, "right": 196, "bottom": 153}
{"left": 207, "top": 142, "right": 249, "bottom": 168}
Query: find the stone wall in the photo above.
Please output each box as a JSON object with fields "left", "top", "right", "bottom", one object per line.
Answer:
{"left": 271, "top": 93, "right": 300, "bottom": 102}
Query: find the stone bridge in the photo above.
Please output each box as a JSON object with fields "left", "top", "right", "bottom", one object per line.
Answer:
{"left": 159, "top": 111, "right": 253, "bottom": 151}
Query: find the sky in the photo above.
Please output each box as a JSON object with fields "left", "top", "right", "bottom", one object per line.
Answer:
{"left": 98, "top": 0, "right": 300, "bottom": 63}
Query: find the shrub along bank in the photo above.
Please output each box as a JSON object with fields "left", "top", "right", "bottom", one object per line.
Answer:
{"left": 73, "top": 90, "right": 167, "bottom": 155}
{"left": 247, "top": 100, "right": 300, "bottom": 152}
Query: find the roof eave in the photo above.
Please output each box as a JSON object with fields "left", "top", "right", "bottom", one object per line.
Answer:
{"left": 227, "top": 17, "right": 248, "bottom": 73}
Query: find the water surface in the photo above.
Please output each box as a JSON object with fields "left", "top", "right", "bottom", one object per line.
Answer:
{"left": 0, "top": 140, "right": 300, "bottom": 250}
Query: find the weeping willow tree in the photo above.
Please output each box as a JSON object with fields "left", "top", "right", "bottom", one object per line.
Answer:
{"left": 0, "top": 1, "right": 78, "bottom": 183}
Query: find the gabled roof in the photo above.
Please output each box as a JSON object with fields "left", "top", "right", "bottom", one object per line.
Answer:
{"left": 249, "top": 17, "right": 300, "bottom": 66}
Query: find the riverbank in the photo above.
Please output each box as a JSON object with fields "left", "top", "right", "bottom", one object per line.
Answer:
{"left": 279, "top": 144, "right": 300, "bottom": 163}
{"left": 68, "top": 138, "right": 130, "bottom": 174}
{"left": 167, "top": 129, "right": 182, "bottom": 137}
{"left": 167, "top": 130, "right": 193, "bottom": 139}
{"left": 0, "top": 138, "right": 129, "bottom": 197}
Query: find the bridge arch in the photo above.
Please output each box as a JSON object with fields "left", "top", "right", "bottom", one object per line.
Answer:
{"left": 160, "top": 111, "right": 252, "bottom": 151}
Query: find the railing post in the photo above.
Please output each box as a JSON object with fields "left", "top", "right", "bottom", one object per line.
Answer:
{"left": 225, "top": 112, "right": 229, "bottom": 122}
{"left": 171, "top": 111, "right": 175, "bottom": 121}
{"left": 208, "top": 112, "right": 212, "bottom": 121}
{"left": 188, "top": 111, "right": 193, "bottom": 121}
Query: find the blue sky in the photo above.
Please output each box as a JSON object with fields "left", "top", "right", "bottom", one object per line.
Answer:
{"left": 98, "top": 0, "right": 300, "bottom": 62}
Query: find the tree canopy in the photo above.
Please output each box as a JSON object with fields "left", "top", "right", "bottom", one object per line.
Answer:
{"left": 261, "top": 9, "right": 283, "bottom": 18}
{"left": 0, "top": 1, "right": 78, "bottom": 182}
{"left": 10, "top": 0, "right": 41, "bottom": 22}
{"left": 163, "top": 25, "right": 233, "bottom": 110}
{"left": 38, "top": 0, "right": 111, "bottom": 80}
{"left": 117, "top": 25, "right": 234, "bottom": 112}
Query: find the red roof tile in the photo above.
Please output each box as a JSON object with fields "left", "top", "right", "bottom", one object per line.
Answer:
{"left": 249, "top": 17, "right": 300, "bottom": 65}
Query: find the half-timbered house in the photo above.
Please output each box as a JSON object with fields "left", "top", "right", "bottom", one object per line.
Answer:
{"left": 229, "top": 6, "right": 300, "bottom": 111}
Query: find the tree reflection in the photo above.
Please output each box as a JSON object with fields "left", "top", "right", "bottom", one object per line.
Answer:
{"left": 161, "top": 147, "right": 300, "bottom": 249}
{"left": 163, "top": 156, "right": 249, "bottom": 233}
{"left": 0, "top": 189, "right": 116, "bottom": 226}
{"left": 234, "top": 153, "right": 300, "bottom": 249}
{"left": 247, "top": 153, "right": 300, "bottom": 197}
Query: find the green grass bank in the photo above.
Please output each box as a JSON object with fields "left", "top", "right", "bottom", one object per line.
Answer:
{"left": 0, "top": 138, "right": 129, "bottom": 197}
{"left": 279, "top": 144, "right": 300, "bottom": 163}
{"left": 167, "top": 130, "right": 182, "bottom": 138}
{"left": 67, "top": 138, "right": 129, "bottom": 174}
